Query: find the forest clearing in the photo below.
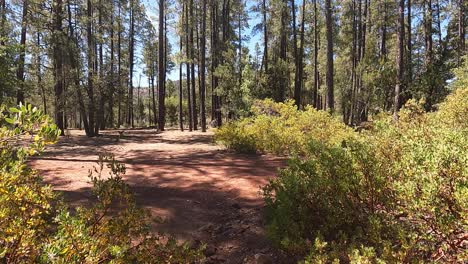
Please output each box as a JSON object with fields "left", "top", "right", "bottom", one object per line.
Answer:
{"left": 1, "top": 0, "right": 466, "bottom": 262}
{"left": 30, "top": 129, "right": 286, "bottom": 263}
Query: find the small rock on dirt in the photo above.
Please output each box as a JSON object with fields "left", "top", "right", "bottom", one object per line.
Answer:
{"left": 231, "top": 203, "right": 241, "bottom": 209}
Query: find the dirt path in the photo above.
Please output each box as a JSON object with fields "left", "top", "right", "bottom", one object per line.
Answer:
{"left": 31, "top": 129, "right": 287, "bottom": 263}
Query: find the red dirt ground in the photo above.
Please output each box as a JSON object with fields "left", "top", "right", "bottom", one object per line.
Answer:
{"left": 30, "top": 128, "right": 289, "bottom": 263}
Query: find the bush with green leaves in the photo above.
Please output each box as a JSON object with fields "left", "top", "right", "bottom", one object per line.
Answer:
{"left": 0, "top": 104, "right": 204, "bottom": 263}
{"left": 215, "top": 99, "right": 355, "bottom": 155}
{"left": 262, "top": 92, "right": 467, "bottom": 262}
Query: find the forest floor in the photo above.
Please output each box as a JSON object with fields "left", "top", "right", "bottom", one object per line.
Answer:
{"left": 30, "top": 128, "right": 289, "bottom": 264}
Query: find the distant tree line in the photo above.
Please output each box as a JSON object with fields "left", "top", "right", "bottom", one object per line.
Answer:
{"left": 0, "top": 0, "right": 465, "bottom": 135}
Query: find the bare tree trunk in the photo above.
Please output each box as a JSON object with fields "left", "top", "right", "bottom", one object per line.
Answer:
{"left": 53, "top": 0, "right": 65, "bottom": 135}
{"left": 179, "top": 32, "right": 184, "bottom": 131}
{"left": 200, "top": 0, "right": 207, "bottom": 131}
{"left": 97, "top": 0, "right": 105, "bottom": 131}
{"left": 67, "top": 0, "right": 90, "bottom": 135}
{"left": 262, "top": 0, "right": 268, "bottom": 74}
{"left": 325, "top": 0, "right": 334, "bottom": 112}
{"left": 424, "top": 0, "right": 433, "bottom": 65}
{"left": 407, "top": 0, "right": 412, "bottom": 83}
{"left": 294, "top": 0, "right": 305, "bottom": 108}
{"left": 36, "top": 33, "right": 47, "bottom": 114}
{"left": 190, "top": 0, "right": 198, "bottom": 130}
{"left": 186, "top": 1, "right": 193, "bottom": 131}
{"left": 459, "top": 0, "right": 465, "bottom": 59}
{"left": 158, "top": 0, "right": 166, "bottom": 131}
{"left": 313, "top": 0, "right": 319, "bottom": 108}
{"left": 151, "top": 62, "right": 157, "bottom": 126}
{"left": 381, "top": 2, "right": 387, "bottom": 57}
{"left": 394, "top": 0, "right": 405, "bottom": 120}
{"left": 16, "top": 0, "right": 28, "bottom": 105}
{"left": 108, "top": 1, "right": 115, "bottom": 128}
{"left": 86, "top": 0, "right": 96, "bottom": 136}
{"left": 292, "top": 0, "right": 299, "bottom": 107}
{"left": 127, "top": 0, "right": 135, "bottom": 127}
{"left": 278, "top": 0, "right": 287, "bottom": 102}
{"left": 117, "top": 0, "right": 122, "bottom": 128}
{"left": 0, "top": 0, "right": 5, "bottom": 45}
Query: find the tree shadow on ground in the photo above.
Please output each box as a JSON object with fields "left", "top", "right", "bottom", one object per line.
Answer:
{"left": 32, "top": 129, "right": 289, "bottom": 263}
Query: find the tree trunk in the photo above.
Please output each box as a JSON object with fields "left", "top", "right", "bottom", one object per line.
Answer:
{"left": 67, "top": 0, "right": 90, "bottom": 135}
{"left": 158, "top": 0, "right": 166, "bottom": 131}
{"left": 117, "top": 0, "right": 122, "bottom": 128}
{"left": 190, "top": 0, "right": 198, "bottom": 130}
{"left": 407, "top": 0, "right": 412, "bottom": 83}
{"left": 325, "top": 0, "right": 334, "bottom": 112}
{"left": 294, "top": 0, "right": 305, "bottom": 108}
{"left": 127, "top": 0, "right": 135, "bottom": 127}
{"left": 16, "top": 0, "right": 28, "bottom": 105}
{"left": 86, "top": 0, "right": 96, "bottom": 136}
{"left": 200, "top": 0, "right": 207, "bottom": 132}
{"left": 179, "top": 32, "right": 184, "bottom": 131}
{"left": 278, "top": 0, "right": 287, "bottom": 102}
{"left": 36, "top": 33, "right": 47, "bottom": 114}
{"left": 292, "top": 0, "right": 299, "bottom": 107}
{"left": 151, "top": 62, "right": 157, "bottom": 126}
{"left": 459, "top": 0, "right": 465, "bottom": 58}
{"left": 0, "top": 0, "right": 5, "bottom": 45}
{"left": 313, "top": 0, "right": 319, "bottom": 108}
{"left": 394, "top": 0, "right": 405, "bottom": 120}
{"left": 186, "top": 1, "right": 193, "bottom": 131}
{"left": 53, "top": 0, "right": 65, "bottom": 135}
{"left": 424, "top": 0, "right": 433, "bottom": 65}
{"left": 97, "top": 0, "right": 105, "bottom": 131}
{"left": 108, "top": 1, "right": 115, "bottom": 128}
{"left": 262, "top": 0, "right": 268, "bottom": 74}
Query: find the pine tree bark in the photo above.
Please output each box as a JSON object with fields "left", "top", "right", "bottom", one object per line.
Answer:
{"left": 313, "top": 0, "right": 319, "bottom": 108}
{"left": 117, "top": 0, "right": 122, "bottom": 127}
{"left": 325, "top": 0, "right": 334, "bottom": 112}
{"left": 127, "top": 0, "right": 135, "bottom": 127}
{"left": 459, "top": 0, "right": 465, "bottom": 57}
{"left": 278, "top": 0, "right": 287, "bottom": 102}
{"left": 179, "top": 33, "right": 184, "bottom": 131}
{"left": 97, "top": 0, "right": 105, "bottom": 131}
{"left": 0, "top": 0, "right": 5, "bottom": 45}
{"left": 36, "top": 33, "right": 47, "bottom": 114}
{"left": 262, "top": 0, "right": 268, "bottom": 74}
{"left": 294, "top": 0, "right": 305, "bottom": 108}
{"left": 407, "top": 0, "right": 412, "bottom": 83}
{"left": 158, "top": 0, "right": 166, "bottom": 131}
{"left": 16, "top": 0, "right": 28, "bottom": 105}
{"left": 108, "top": 1, "right": 115, "bottom": 128}
{"left": 292, "top": 0, "right": 299, "bottom": 107}
{"left": 394, "top": 0, "right": 405, "bottom": 120}
{"left": 66, "top": 0, "right": 90, "bottom": 135}
{"left": 86, "top": 0, "right": 96, "bottom": 136}
{"left": 200, "top": 0, "right": 207, "bottom": 132}
{"left": 53, "top": 0, "right": 65, "bottom": 135}
{"left": 186, "top": 1, "right": 193, "bottom": 131}
{"left": 190, "top": 0, "right": 197, "bottom": 130}
{"left": 424, "top": 0, "right": 433, "bottom": 65}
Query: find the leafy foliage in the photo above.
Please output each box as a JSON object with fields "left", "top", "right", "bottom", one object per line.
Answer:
{"left": 217, "top": 71, "right": 467, "bottom": 262}
{"left": 261, "top": 92, "right": 468, "bottom": 262}
{"left": 215, "top": 99, "right": 355, "bottom": 155}
{"left": 0, "top": 104, "right": 204, "bottom": 263}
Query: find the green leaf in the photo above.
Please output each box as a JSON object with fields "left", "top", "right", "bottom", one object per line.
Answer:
{"left": 9, "top": 107, "right": 20, "bottom": 113}
{"left": 4, "top": 117, "right": 14, "bottom": 124}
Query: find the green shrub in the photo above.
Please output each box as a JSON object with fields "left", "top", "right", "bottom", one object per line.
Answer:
{"left": 262, "top": 140, "right": 398, "bottom": 258}
{"left": 262, "top": 92, "right": 467, "bottom": 262}
{"left": 0, "top": 104, "right": 204, "bottom": 263}
{"left": 215, "top": 99, "right": 355, "bottom": 155}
